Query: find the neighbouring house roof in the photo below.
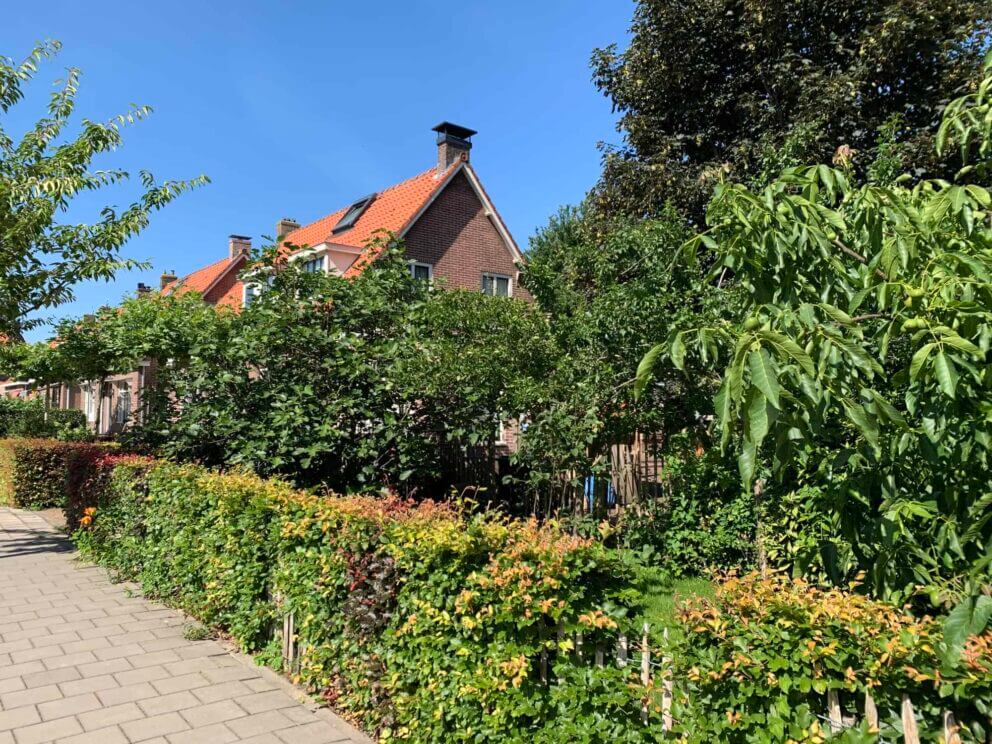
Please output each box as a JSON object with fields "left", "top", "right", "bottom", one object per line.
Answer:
{"left": 166, "top": 158, "right": 520, "bottom": 311}
{"left": 161, "top": 254, "right": 247, "bottom": 309}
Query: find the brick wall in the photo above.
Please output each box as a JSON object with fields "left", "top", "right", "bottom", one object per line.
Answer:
{"left": 404, "top": 171, "right": 531, "bottom": 301}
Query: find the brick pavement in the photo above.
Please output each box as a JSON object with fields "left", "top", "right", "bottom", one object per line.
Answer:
{"left": 0, "top": 507, "right": 372, "bottom": 744}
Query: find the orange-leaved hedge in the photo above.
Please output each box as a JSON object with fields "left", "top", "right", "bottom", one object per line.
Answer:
{"left": 0, "top": 439, "right": 104, "bottom": 510}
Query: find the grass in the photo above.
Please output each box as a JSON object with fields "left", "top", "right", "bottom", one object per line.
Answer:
{"left": 633, "top": 566, "right": 714, "bottom": 644}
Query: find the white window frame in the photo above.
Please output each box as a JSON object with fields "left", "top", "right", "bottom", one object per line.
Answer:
{"left": 495, "top": 419, "right": 507, "bottom": 445}
{"left": 243, "top": 282, "right": 263, "bottom": 307}
{"left": 409, "top": 261, "right": 433, "bottom": 281}
{"left": 300, "top": 255, "right": 326, "bottom": 274}
{"left": 114, "top": 381, "right": 132, "bottom": 425}
{"left": 481, "top": 272, "right": 512, "bottom": 298}
{"left": 83, "top": 383, "right": 97, "bottom": 423}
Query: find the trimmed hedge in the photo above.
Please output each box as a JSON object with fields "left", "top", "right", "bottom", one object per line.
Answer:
{"left": 0, "top": 397, "right": 89, "bottom": 440}
{"left": 71, "top": 458, "right": 654, "bottom": 742}
{"left": 0, "top": 439, "right": 102, "bottom": 509}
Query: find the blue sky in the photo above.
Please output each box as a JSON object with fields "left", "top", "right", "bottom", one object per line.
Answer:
{"left": 3, "top": 1, "right": 633, "bottom": 340}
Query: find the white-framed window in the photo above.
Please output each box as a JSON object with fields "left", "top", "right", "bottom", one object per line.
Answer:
{"left": 301, "top": 255, "right": 325, "bottom": 274}
{"left": 114, "top": 381, "right": 132, "bottom": 425}
{"left": 83, "top": 383, "right": 97, "bottom": 423}
{"left": 495, "top": 419, "right": 507, "bottom": 445}
{"left": 481, "top": 273, "right": 512, "bottom": 297}
{"left": 243, "top": 283, "right": 262, "bottom": 307}
{"left": 410, "top": 262, "right": 433, "bottom": 281}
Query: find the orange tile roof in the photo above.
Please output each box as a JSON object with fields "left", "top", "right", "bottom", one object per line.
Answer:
{"left": 281, "top": 162, "right": 459, "bottom": 276}
{"left": 162, "top": 256, "right": 235, "bottom": 297}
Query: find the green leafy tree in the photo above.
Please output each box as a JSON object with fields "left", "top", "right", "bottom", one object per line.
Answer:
{"left": 0, "top": 40, "right": 207, "bottom": 339}
{"left": 638, "top": 55, "right": 992, "bottom": 622}
{"left": 591, "top": 0, "right": 991, "bottom": 223}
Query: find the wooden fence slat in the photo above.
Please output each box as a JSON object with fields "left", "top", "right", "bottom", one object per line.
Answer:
{"left": 661, "top": 627, "right": 673, "bottom": 732}
{"left": 865, "top": 691, "right": 879, "bottom": 732}
{"left": 575, "top": 631, "right": 584, "bottom": 661}
{"left": 901, "top": 694, "right": 920, "bottom": 744}
{"left": 827, "top": 690, "right": 842, "bottom": 733}
{"left": 943, "top": 710, "right": 961, "bottom": 744}
{"left": 617, "top": 633, "right": 628, "bottom": 667}
{"left": 595, "top": 643, "right": 605, "bottom": 668}
{"left": 640, "top": 623, "right": 650, "bottom": 726}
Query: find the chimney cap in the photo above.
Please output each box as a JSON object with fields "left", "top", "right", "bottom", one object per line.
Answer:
{"left": 228, "top": 234, "right": 251, "bottom": 241}
{"left": 432, "top": 122, "right": 477, "bottom": 141}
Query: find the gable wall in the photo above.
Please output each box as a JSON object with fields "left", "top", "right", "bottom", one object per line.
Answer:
{"left": 403, "top": 171, "right": 531, "bottom": 300}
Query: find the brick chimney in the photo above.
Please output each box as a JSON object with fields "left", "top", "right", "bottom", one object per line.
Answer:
{"left": 276, "top": 218, "right": 300, "bottom": 241}
{"left": 229, "top": 234, "right": 251, "bottom": 258}
{"left": 432, "top": 122, "right": 476, "bottom": 174}
{"left": 136, "top": 282, "right": 151, "bottom": 296}
{"left": 160, "top": 270, "right": 178, "bottom": 290}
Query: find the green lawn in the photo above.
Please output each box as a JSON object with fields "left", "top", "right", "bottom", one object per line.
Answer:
{"left": 633, "top": 567, "right": 714, "bottom": 644}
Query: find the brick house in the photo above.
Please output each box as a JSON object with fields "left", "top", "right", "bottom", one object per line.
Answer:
{"left": 34, "top": 123, "right": 527, "bottom": 441}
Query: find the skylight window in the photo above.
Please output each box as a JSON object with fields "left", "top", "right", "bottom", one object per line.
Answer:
{"left": 332, "top": 193, "right": 376, "bottom": 233}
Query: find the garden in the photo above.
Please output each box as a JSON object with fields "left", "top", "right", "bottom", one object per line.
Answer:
{"left": 2, "top": 2, "right": 992, "bottom": 741}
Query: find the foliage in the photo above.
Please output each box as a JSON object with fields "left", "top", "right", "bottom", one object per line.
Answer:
{"left": 73, "top": 457, "right": 661, "bottom": 742}
{"left": 590, "top": 0, "right": 991, "bottom": 224}
{"left": 618, "top": 432, "right": 754, "bottom": 576}
{"left": 516, "top": 207, "right": 733, "bottom": 512}
{"left": 0, "top": 41, "right": 207, "bottom": 338}
{"left": 639, "top": 56, "right": 992, "bottom": 615}
{"left": 0, "top": 396, "right": 88, "bottom": 440}
{"left": 673, "top": 573, "right": 992, "bottom": 742}
{"left": 0, "top": 438, "right": 103, "bottom": 509}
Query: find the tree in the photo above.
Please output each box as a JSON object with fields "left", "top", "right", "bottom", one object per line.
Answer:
{"left": 0, "top": 40, "right": 207, "bottom": 339}
{"left": 638, "top": 54, "right": 992, "bottom": 619}
{"left": 591, "top": 0, "right": 991, "bottom": 223}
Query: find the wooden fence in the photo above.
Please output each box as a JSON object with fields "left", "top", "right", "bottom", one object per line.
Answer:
{"left": 274, "top": 612, "right": 961, "bottom": 742}
{"left": 432, "top": 431, "right": 672, "bottom": 518}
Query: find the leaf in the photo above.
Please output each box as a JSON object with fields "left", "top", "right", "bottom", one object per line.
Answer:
{"left": 670, "top": 332, "right": 686, "bottom": 371}
{"left": 634, "top": 343, "right": 664, "bottom": 400}
{"left": 909, "top": 343, "right": 935, "bottom": 381}
{"left": 757, "top": 330, "right": 814, "bottom": 375}
{"left": 738, "top": 438, "right": 757, "bottom": 486}
{"left": 748, "top": 349, "right": 780, "bottom": 409}
{"left": 934, "top": 351, "right": 958, "bottom": 398}
{"left": 944, "top": 596, "right": 992, "bottom": 658}
{"left": 842, "top": 399, "right": 879, "bottom": 449}
{"left": 746, "top": 386, "right": 770, "bottom": 447}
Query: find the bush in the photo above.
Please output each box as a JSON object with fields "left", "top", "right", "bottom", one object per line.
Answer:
{"left": 74, "top": 459, "right": 660, "bottom": 742}
{"left": 672, "top": 572, "right": 992, "bottom": 742}
{"left": 619, "top": 435, "right": 755, "bottom": 577}
{"left": 0, "top": 439, "right": 104, "bottom": 509}
{"left": 0, "top": 397, "right": 89, "bottom": 441}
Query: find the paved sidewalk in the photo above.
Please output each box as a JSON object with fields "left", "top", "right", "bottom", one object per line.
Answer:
{"left": 0, "top": 507, "right": 372, "bottom": 744}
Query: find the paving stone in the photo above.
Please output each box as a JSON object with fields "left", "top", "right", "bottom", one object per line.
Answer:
{"left": 137, "top": 691, "right": 200, "bottom": 717}
{"left": 38, "top": 691, "right": 103, "bottom": 720}
{"left": 59, "top": 674, "right": 120, "bottom": 697}
{"left": 121, "top": 712, "right": 191, "bottom": 741}
{"left": 77, "top": 702, "right": 145, "bottom": 731}
{"left": 166, "top": 723, "right": 239, "bottom": 744}
{"left": 0, "top": 683, "right": 63, "bottom": 710}
{"left": 11, "top": 715, "right": 83, "bottom": 744}
{"left": 95, "top": 683, "right": 158, "bottom": 707}
{"left": 226, "top": 711, "right": 294, "bottom": 739}
{"left": 0, "top": 705, "right": 41, "bottom": 732}
{"left": 55, "top": 725, "right": 130, "bottom": 744}
{"left": 191, "top": 680, "right": 252, "bottom": 704}
{"left": 235, "top": 691, "right": 297, "bottom": 714}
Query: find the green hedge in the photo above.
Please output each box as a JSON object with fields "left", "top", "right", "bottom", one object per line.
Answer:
{"left": 72, "top": 459, "right": 659, "bottom": 743}
{"left": 0, "top": 397, "right": 89, "bottom": 440}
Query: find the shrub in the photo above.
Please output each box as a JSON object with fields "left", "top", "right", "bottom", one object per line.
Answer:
{"left": 672, "top": 572, "right": 991, "bottom": 742}
{"left": 0, "top": 439, "right": 104, "bottom": 509}
{"left": 0, "top": 398, "right": 89, "bottom": 441}
{"left": 74, "top": 460, "right": 657, "bottom": 742}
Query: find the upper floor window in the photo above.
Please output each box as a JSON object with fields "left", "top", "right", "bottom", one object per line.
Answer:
{"left": 333, "top": 194, "right": 377, "bottom": 234}
{"left": 301, "top": 255, "right": 325, "bottom": 274}
{"left": 481, "top": 273, "right": 512, "bottom": 297}
{"left": 243, "top": 283, "right": 262, "bottom": 307}
{"left": 410, "top": 262, "right": 432, "bottom": 281}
